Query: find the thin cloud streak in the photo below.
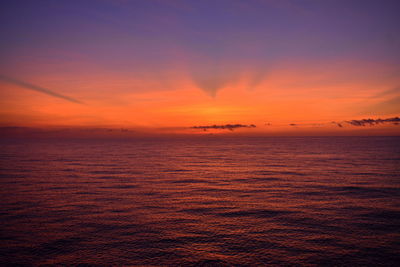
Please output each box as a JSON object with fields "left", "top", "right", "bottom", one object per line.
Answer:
{"left": 290, "top": 117, "right": 400, "bottom": 128}
{"left": 0, "top": 75, "right": 84, "bottom": 104}
{"left": 191, "top": 124, "right": 256, "bottom": 131}
{"left": 345, "top": 117, "right": 400, "bottom": 126}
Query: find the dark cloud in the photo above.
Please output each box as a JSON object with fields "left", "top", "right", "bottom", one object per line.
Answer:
{"left": 0, "top": 75, "right": 83, "bottom": 104}
{"left": 331, "top": 121, "right": 343, "bottom": 127}
{"left": 345, "top": 117, "right": 400, "bottom": 126}
{"left": 288, "top": 118, "right": 400, "bottom": 129}
{"left": 191, "top": 124, "right": 256, "bottom": 131}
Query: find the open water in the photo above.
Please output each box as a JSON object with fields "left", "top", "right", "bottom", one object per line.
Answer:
{"left": 0, "top": 137, "right": 399, "bottom": 266}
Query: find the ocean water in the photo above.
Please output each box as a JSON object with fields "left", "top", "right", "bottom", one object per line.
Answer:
{"left": 0, "top": 137, "right": 399, "bottom": 266}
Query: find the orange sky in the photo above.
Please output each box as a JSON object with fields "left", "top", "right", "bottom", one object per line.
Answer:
{"left": 1, "top": 1, "right": 399, "bottom": 136}
{"left": 1, "top": 59, "right": 399, "bottom": 136}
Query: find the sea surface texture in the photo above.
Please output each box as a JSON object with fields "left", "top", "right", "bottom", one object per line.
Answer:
{"left": 0, "top": 137, "right": 399, "bottom": 266}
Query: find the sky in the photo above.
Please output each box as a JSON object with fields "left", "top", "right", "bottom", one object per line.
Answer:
{"left": 1, "top": 0, "right": 399, "bottom": 136}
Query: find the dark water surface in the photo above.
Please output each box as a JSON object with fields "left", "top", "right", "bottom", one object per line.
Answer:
{"left": 0, "top": 137, "right": 399, "bottom": 266}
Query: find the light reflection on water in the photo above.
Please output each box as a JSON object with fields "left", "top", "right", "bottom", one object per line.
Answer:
{"left": 0, "top": 137, "right": 399, "bottom": 265}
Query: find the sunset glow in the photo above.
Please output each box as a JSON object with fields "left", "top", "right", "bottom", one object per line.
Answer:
{"left": 1, "top": 1, "right": 400, "bottom": 266}
{"left": 1, "top": 0, "right": 399, "bottom": 137}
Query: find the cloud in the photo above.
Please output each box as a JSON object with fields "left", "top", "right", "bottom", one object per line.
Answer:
{"left": 345, "top": 117, "right": 400, "bottom": 126}
{"left": 0, "top": 75, "right": 83, "bottom": 104}
{"left": 193, "top": 76, "right": 226, "bottom": 97}
{"left": 331, "top": 121, "right": 343, "bottom": 127}
{"left": 363, "top": 87, "right": 400, "bottom": 115}
{"left": 191, "top": 124, "right": 256, "bottom": 131}
{"left": 190, "top": 61, "right": 267, "bottom": 97}
{"left": 191, "top": 66, "right": 233, "bottom": 97}
{"left": 365, "top": 96, "right": 400, "bottom": 115}
{"left": 372, "top": 87, "right": 400, "bottom": 98}
{"left": 291, "top": 118, "right": 400, "bottom": 129}
{"left": 247, "top": 69, "right": 268, "bottom": 90}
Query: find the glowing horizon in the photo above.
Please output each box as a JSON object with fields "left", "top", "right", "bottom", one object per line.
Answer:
{"left": 1, "top": 0, "right": 399, "bottom": 136}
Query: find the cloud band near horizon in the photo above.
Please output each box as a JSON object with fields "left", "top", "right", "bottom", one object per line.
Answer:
{"left": 191, "top": 124, "right": 256, "bottom": 131}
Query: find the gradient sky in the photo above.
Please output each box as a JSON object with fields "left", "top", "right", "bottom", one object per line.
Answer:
{"left": 1, "top": 0, "right": 399, "bottom": 135}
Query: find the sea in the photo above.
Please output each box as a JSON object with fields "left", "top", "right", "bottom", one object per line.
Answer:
{"left": 0, "top": 136, "right": 399, "bottom": 266}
